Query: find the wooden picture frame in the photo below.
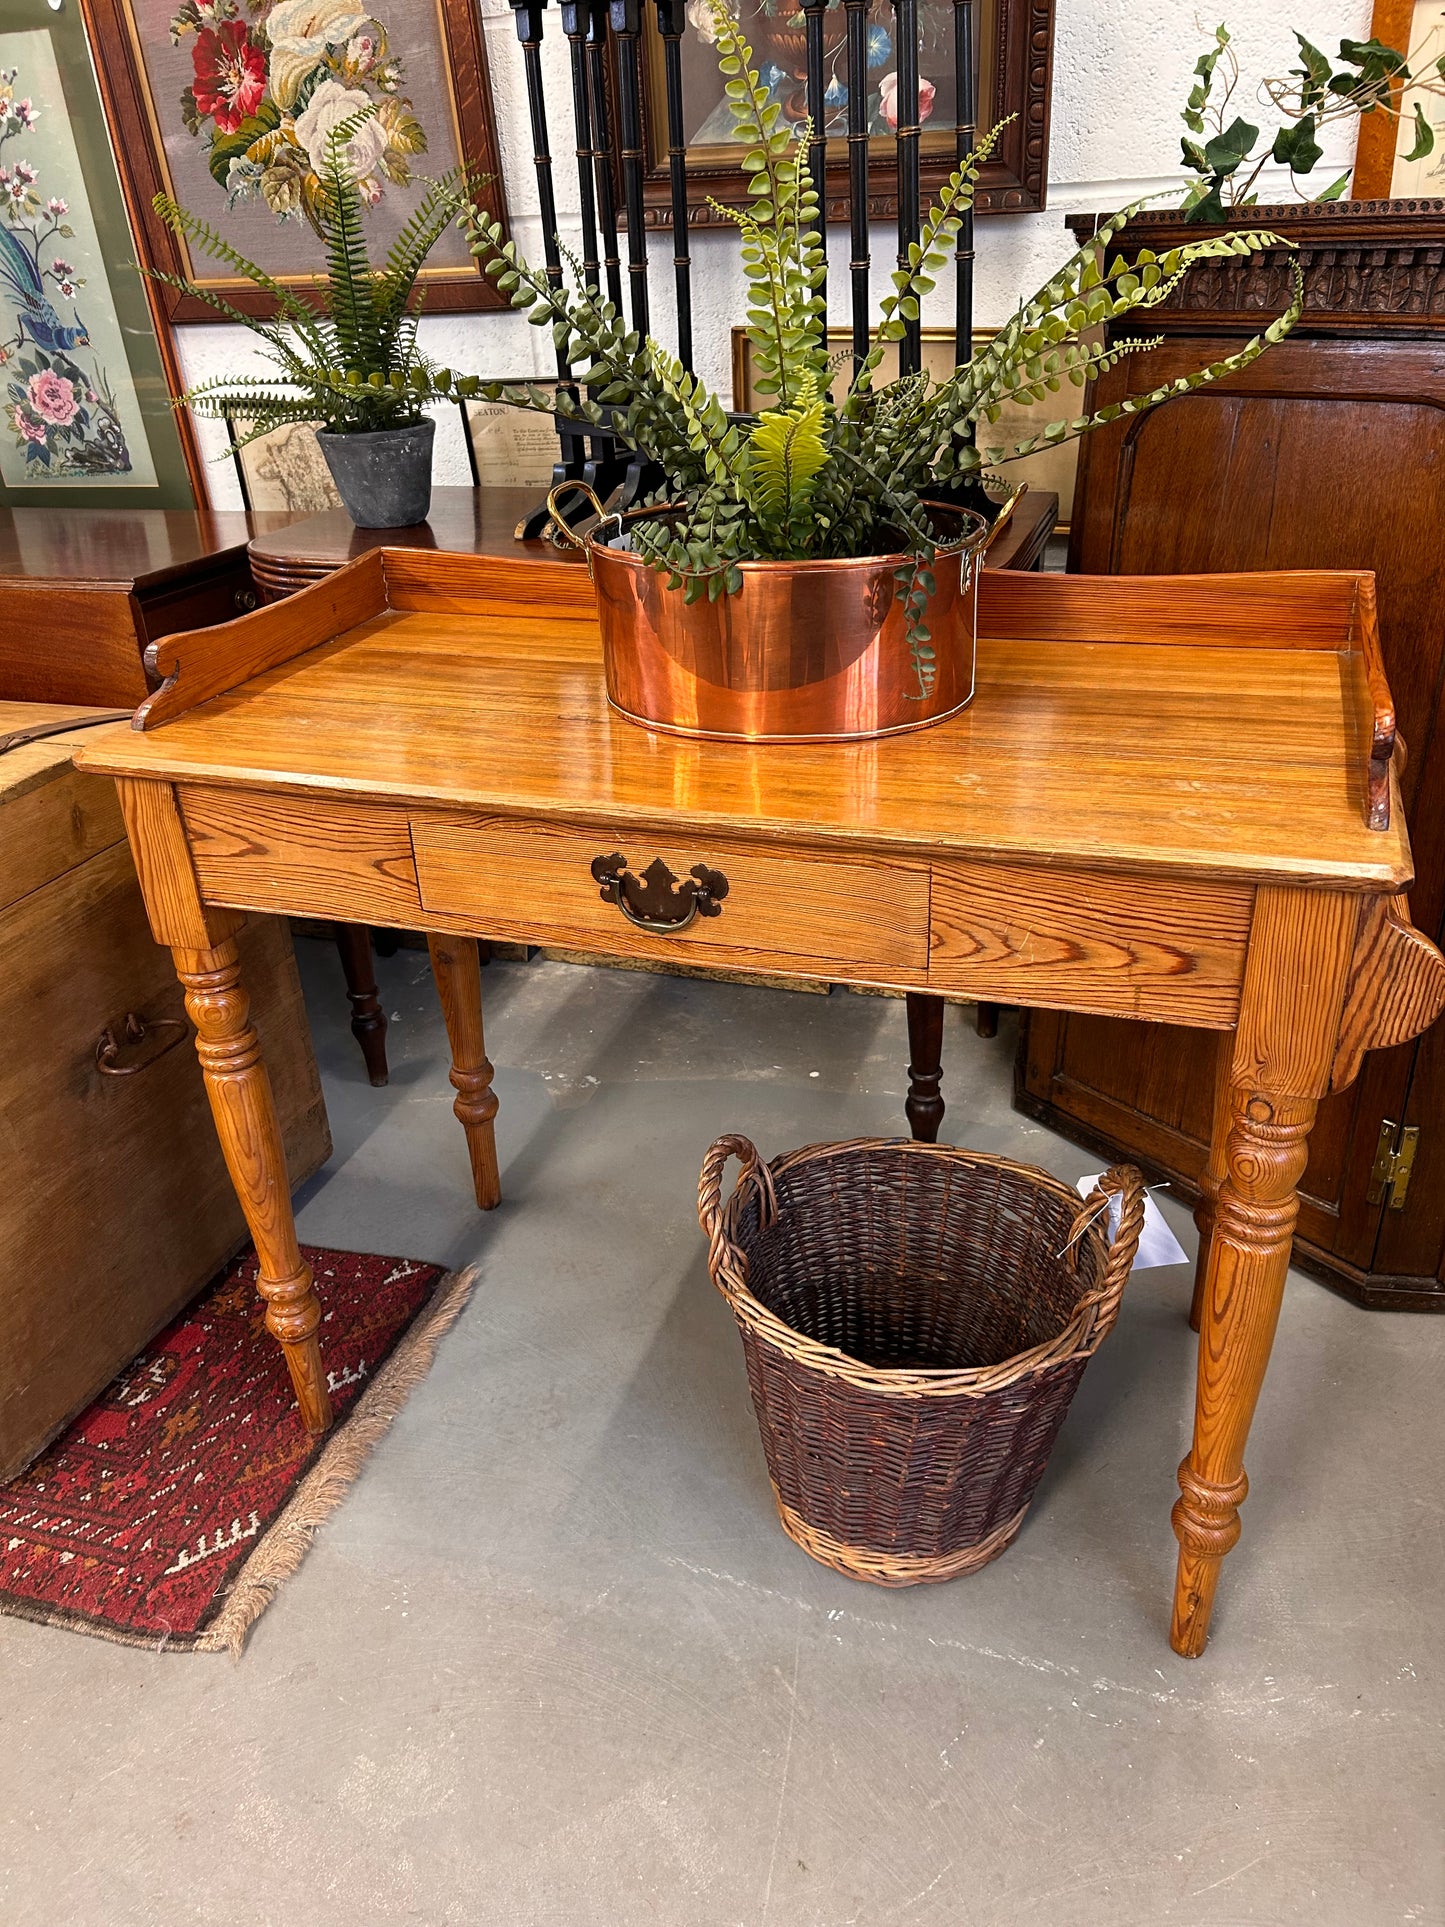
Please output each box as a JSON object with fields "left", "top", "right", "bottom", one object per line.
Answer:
{"left": 731, "top": 325, "right": 1079, "bottom": 527}
{"left": 632, "top": 0, "right": 1056, "bottom": 227}
{"left": 1353, "top": 0, "right": 1445, "bottom": 197}
{"left": 78, "top": 0, "right": 511, "bottom": 322}
{"left": 0, "top": 0, "right": 202, "bottom": 505}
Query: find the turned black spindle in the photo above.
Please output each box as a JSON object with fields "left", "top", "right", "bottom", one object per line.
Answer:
{"left": 560, "top": 0, "right": 602, "bottom": 294}
{"left": 654, "top": 0, "right": 694, "bottom": 370}
{"left": 585, "top": 0, "right": 625, "bottom": 309}
{"left": 952, "top": 0, "right": 977, "bottom": 365}
{"left": 801, "top": 0, "right": 831, "bottom": 277}
{"left": 892, "top": 0, "right": 922, "bottom": 376}
{"left": 610, "top": 0, "right": 651, "bottom": 338}
{"left": 843, "top": 0, "right": 870, "bottom": 369}
{"left": 509, "top": 0, "right": 586, "bottom": 474}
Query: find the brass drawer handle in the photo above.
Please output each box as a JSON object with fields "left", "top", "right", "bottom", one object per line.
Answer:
{"left": 96, "top": 1012, "right": 188, "bottom": 1077}
{"left": 590, "top": 852, "right": 728, "bottom": 935}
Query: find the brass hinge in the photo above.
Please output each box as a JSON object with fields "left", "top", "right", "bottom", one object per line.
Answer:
{"left": 1366, "top": 1119, "right": 1420, "bottom": 1212}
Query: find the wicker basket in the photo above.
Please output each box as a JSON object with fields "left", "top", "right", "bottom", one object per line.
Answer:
{"left": 698, "top": 1136, "right": 1146, "bottom": 1586}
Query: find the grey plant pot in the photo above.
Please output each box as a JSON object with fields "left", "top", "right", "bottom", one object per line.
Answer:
{"left": 316, "top": 418, "right": 435, "bottom": 529}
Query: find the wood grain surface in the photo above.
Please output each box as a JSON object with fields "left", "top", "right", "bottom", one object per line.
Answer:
{"left": 412, "top": 813, "right": 931, "bottom": 974}
{"left": 927, "top": 860, "right": 1254, "bottom": 1023}
{"left": 79, "top": 571, "right": 1413, "bottom": 890}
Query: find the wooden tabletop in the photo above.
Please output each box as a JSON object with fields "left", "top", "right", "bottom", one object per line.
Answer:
{"left": 0, "top": 508, "right": 294, "bottom": 591}
{"left": 80, "top": 561, "right": 1412, "bottom": 892}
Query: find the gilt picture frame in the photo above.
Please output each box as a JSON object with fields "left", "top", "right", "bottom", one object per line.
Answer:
{"left": 0, "top": 0, "right": 200, "bottom": 505}
{"left": 78, "top": 0, "right": 511, "bottom": 322}
{"left": 633, "top": 0, "right": 1056, "bottom": 227}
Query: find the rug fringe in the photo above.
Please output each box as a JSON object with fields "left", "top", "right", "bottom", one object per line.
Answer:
{"left": 196, "top": 1264, "right": 477, "bottom": 1658}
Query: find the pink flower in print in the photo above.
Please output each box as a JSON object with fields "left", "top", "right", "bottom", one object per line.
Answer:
{"left": 12, "top": 404, "right": 46, "bottom": 444}
{"left": 51, "top": 258, "right": 73, "bottom": 277}
{"left": 45, "top": 196, "right": 67, "bottom": 216}
{"left": 15, "top": 98, "right": 37, "bottom": 130}
{"left": 57, "top": 280, "right": 77, "bottom": 298}
{"left": 12, "top": 159, "right": 37, "bottom": 185}
{"left": 27, "top": 370, "right": 78, "bottom": 426}
{"left": 878, "top": 73, "right": 937, "bottom": 132}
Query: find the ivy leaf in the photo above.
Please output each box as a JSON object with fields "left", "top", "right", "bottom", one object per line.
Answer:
{"left": 1272, "top": 114, "right": 1322, "bottom": 173}
{"left": 1203, "top": 118, "right": 1259, "bottom": 175}
{"left": 1292, "top": 33, "right": 1332, "bottom": 109}
{"left": 1403, "top": 101, "right": 1435, "bottom": 162}
{"left": 1315, "top": 171, "right": 1352, "bottom": 201}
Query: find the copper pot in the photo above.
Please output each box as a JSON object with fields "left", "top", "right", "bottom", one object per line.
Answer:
{"left": 557, "top": 497, "right": 1005, "bottom": 743}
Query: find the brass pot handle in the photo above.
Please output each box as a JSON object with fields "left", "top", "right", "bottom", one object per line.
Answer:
{"left": 96, "top": 1011, "right": 188, "bottom": 1077}
{"left": 591, "top": 852, "right": 729, "bottom": 935}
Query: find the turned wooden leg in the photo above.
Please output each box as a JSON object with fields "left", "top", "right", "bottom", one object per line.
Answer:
{"left": 974, "top": 1001, "right": 1000, "bottom": 1039}
{"left": 335, "top": 922, "right": 389, "bottom": 1087}
{"left": 176, "top": 937, "right": 333, "bottom": 1434}
{"left": 1170, "top": 887, "right": 1356, "bottom": 1657}
{"left": 1190, "top": 1031, "right": 1235, "bottom": 1332}
{"left": 427, "top": 932, "right": 500, "bottom": 1209}
{"left": 905, "top": 991, "right": 946, "bottom": 1142}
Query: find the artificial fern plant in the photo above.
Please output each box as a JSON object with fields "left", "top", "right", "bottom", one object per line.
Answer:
{"left": 460, "top": 9, "right": 1303, "bottom": 684}
{"left": 149, "top": 111, "right": 486, "bottom": 444}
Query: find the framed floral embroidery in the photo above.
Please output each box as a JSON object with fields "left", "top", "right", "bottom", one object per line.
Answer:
{"left": 0, "top": 5, "right": 198, "bottom": 504}
{"left": 79, "top": 0, "right": 511, "bottom": 320}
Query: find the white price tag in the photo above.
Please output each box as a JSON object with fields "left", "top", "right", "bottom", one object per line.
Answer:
{"left": 1076, "top": 1175, "right": 1189, "bottom": 1270}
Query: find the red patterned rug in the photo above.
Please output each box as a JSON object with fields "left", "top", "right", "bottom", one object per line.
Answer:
{"left": 0, "top": 1247, "right": 473, "bottom": 1654}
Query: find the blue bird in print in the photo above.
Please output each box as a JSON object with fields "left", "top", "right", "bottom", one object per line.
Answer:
{"left": 0, "top": 221, "right": 88, "bottom": 352}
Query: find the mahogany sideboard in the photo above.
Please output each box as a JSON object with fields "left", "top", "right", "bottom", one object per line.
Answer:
{"left": 1019, "top": 201, "right": 1445, "bottom": 1310}
{"left": 77, "top": 549, "right": 1445, "bottom": 1656}
{"left": 0, "top": 508, "right": 288, "bottom": 708}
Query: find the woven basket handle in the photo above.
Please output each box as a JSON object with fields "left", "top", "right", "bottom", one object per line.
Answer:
{"left": 697, "top": 1134, "right": 778, "bottom": 1294}
{"left": 1067, "top": 1164, "right": 1147, "bottom": 1351}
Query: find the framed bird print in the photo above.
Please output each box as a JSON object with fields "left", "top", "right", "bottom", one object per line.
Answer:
{"left": 78, "top": 0, "right": 511, "bottom": 322}
{"left": 0, "top": 1, "right": 198, "bottom": 504}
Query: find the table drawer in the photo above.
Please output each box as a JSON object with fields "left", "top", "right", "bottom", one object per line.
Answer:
{"left": 412, "top": 812, "right": 929, "bottom": 977}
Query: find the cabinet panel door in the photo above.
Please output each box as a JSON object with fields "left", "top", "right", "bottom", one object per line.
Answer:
{"left": 1023, "top": 334, "right": 1445, "bottom": 1285}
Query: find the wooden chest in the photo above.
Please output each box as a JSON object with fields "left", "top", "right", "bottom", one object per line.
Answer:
{"left": 0, "top": 704, "right": 330, "bottom": 1478}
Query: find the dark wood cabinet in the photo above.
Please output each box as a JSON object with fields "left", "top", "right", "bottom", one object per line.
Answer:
{"left": 1016, "top": 202, "right": 1445, "bottom": 1309}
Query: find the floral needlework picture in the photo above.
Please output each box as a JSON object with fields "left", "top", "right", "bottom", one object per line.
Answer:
{"left": 117, "top": 0, "right": 488, "bottom": 292}
{"left": 169, "top": 1, "right": 426, "bottom": 230}
{"left": 0, "top": 32, "right": 156, "bottom": 487}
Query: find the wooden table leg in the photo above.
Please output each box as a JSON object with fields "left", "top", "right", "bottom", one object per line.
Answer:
{"left": 1170, "top": 888, "right": 1355, "bottom": 1657}
{"left": 1189, "top": 1032, "right": 1235, "bottom": 1332}
{"left": 117, "top": 777, "right": 331, "bottom": 1436}
{"left": 177, "top": 938, "right": 333, "bottom": 1434}
{"left": 905, "top": 991, "right": 945, "bottom": 1142}
{"left": 427, "top": 932, "right": 501, "bottom": 1209}
{"left": 335, "top": 922, "right": 389, "bottom": 1087}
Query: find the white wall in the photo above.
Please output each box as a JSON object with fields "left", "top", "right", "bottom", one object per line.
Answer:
{"left": 180, "top": 0, "right": 1376, "bottom": 507}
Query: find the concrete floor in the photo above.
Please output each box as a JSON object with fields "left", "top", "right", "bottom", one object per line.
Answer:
{"left": 3, "top": 940, "right": 1442, "bottom": 1926}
